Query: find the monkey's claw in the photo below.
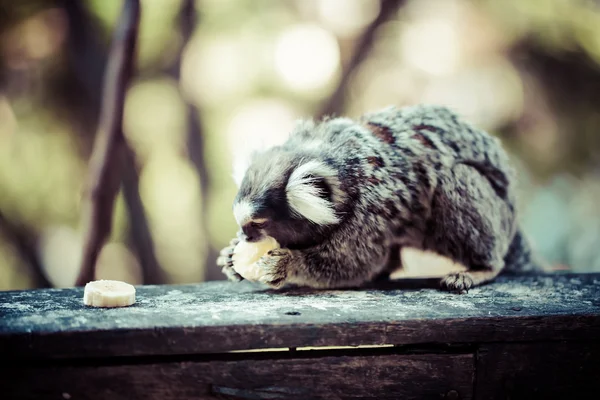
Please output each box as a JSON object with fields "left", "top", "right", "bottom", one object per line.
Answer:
{"left": 440, "top": 272, "right": 474, "bottom": 294}
{"left": 257, "top": 248, "right": 291, "bottom": 289}
{"left": 217, "top": 238, "right": 243, "bottom": 282}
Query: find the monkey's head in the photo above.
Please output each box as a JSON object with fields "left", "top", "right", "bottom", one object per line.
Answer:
{"left": 232, "top": 148, "right": 346, "bottom": 249}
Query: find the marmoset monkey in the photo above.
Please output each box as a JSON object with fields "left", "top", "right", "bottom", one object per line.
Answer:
{"left": 216, "top": 104, "right": 540, "bottom": 293}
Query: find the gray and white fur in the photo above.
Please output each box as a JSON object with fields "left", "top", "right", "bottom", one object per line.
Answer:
{"left": 217, "top": 104, "right": 543, "bottom": 292}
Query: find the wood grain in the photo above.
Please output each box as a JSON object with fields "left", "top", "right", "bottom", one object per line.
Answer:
{"left": 1, "top": 273, "right": 599, "bottom": 360}
{"left": 475, "top": 341, "right": 600, "bottom": 400}
{"left": 4, "top": 353, "right": 474, "bottom": 400}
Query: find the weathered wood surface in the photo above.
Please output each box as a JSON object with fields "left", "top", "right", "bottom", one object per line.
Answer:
{"left": 1, "top": 273, "right": 599, "bottom": 360}
{"left": 4, "top": 353, "right": 474, "bottom": 400}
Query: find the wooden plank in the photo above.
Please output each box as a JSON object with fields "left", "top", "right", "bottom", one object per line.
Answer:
{"left": 475, "top": 341, "right": 600, "bottom": 400}
{"left": 1, "top": 273, "right": 599, "bottom": 359}
{"left": 3, "top": 353, "right": 474, "bottom": 400}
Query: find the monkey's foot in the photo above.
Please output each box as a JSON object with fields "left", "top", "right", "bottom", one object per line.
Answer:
{"left": 256, "top": 248, "right": 291, "bottom": 289}
{"left": 440, "top": 272, "right": 474, "bottom": 294}
{"left": 216, "top": 238, "right": 243, "bottom": 282}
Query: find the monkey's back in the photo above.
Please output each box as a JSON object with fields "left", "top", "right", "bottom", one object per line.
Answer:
{"left": 281, "top": 104, "right": 518, "bottom": 241}
{"left": 360, "top": 105, "right": 517, "bottom": 202}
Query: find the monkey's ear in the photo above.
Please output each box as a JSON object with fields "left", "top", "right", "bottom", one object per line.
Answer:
{"left": 286, "top": 161, "right": 344, "bottom": 225}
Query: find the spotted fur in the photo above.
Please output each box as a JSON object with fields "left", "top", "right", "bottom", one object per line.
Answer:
{"left": 219, "top": 104, "right": 543, "bottom": 292}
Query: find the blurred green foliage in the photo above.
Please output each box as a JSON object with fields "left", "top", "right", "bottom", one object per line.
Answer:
{"left": 1, "top": 0, "right": 600, "bottom": 290}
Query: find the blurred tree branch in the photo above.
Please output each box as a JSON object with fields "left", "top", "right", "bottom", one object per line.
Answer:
{"left": 0, "top": 211, "right": 51, "bottom": 288}
{"left": 58, "top": 0, "right": 107, "bottom": 157}
{"left": 502, "top": 39, "right": 600, "bottom": 178}
{"left": 61, "top": 0, "right": 162, "bottom": 285}
{"left": 121, "top": 146, "right": 164, "bottom": 284}
{"left": 170, "top": 0, "right": 220, "bottom": 281}
{"left": 174, "top": 0, "right": 209, "bottom": 195}
{"left": 76, "top": 0, "right": 140, "bottom": 286}
{"left": 317, "top": 0, "right": 404, "bottom": 119}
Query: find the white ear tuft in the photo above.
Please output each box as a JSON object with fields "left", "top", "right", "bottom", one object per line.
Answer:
{"left": 286, "top": 161, "right": 343, "bottom": 225}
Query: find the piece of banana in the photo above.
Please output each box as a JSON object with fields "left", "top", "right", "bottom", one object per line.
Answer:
{"left": 83, "top": 280, "right": 136, "bottom": 307}
{"left": 232, "top": 237, "right": 280, "bottom": 281}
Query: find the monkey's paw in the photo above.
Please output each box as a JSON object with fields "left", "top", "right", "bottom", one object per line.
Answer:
{"left": 216, "top": 237, "right": 243, "bottom": 282}
{"left": 440, "top": 272, "right": 474, "bottom": 294}
{"left": 256, "top": 248, "right": 291, "bottom": 289}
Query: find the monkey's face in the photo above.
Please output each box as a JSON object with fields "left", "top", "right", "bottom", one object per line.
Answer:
{"left": 233, "top": 205, "right": 326, "bottom": 250}
{"left": 232, "top": 151, "right": 344, "bottom": 249}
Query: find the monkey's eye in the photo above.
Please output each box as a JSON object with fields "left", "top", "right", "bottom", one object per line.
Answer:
{"left": 249, "top": 221, "right": 267, "bottom": 229}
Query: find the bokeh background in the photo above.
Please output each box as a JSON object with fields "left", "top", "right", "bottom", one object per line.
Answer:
{"left": 1, "top": 0, "right": 600, "bottom": 290}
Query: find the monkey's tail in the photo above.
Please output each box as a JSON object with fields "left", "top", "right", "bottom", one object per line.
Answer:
{"left": 501, "top": 228, "right": 549, "bottom": 275}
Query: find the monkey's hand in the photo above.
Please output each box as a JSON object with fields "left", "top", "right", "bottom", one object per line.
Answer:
{"left": 216, "top": 237, "right": 243, "bottom": 282}
{"left": 256, "top": 248, "right": 292, "bottom": 289}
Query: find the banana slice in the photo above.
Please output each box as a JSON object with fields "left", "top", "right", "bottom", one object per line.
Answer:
{"left": 232, "top": 237, "right": 280, "bottom": 281}
{"left": 83, "top": 280, "right": 136, "bottom": 307}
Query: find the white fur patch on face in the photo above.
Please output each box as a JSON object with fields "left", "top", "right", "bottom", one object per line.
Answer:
{"left": 233, "top": 199, "right": 255, "bottom": 227}
{"left": 286, "top": 160, "right": 342, "bottom": 225}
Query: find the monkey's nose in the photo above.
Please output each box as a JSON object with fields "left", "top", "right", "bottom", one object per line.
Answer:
{"left": 241, "top": 223, "right": 261, "bottom": 242}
